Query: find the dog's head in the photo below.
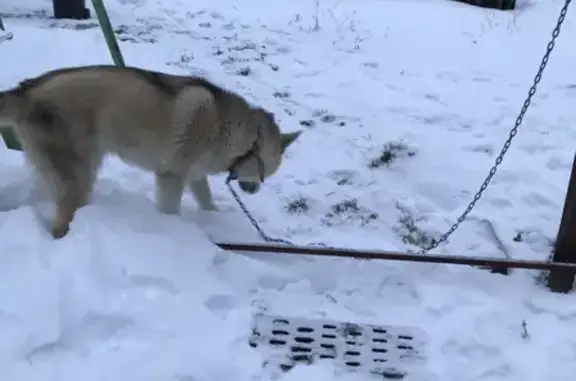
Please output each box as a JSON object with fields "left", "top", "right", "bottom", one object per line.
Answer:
{"left": 229, "top": 108, "right": 301, "bottom": 195}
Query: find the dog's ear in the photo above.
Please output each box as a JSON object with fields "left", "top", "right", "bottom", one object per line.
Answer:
{"left": 281, "top": 130, "right": 302, "bottom": 153}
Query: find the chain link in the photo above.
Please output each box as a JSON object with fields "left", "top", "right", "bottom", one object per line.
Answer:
{"left": 227, "top": 0, "right": 572, "bottom": 251}
{"left": 226, "top": 180, "right": 294, "bottom": 245}
{"left": 417, "top": 0, "right": 571, "bottom": 254}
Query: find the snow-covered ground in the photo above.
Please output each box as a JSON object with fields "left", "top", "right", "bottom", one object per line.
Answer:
{"left": 1, "top": 0, "right": 576, "bottom": 379}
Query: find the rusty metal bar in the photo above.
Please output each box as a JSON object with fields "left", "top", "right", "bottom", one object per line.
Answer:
{"left": 548, "top": 152, "right": 576, "bottom": 292}
{"left": 215, "top": 242, "right": 576, "bottom": 271}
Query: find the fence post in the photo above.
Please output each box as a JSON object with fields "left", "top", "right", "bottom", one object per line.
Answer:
{"left": 548, "top": 153, "right": 576, "bottom": 293}
{"left": 91, "top": 0, "right": 126, "bottom": 67}
{"left": 53, "top": 0, "right": 91, "bottom": 20}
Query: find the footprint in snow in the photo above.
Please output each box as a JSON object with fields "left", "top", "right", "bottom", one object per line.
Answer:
{"left": 204, "top": 294, "right": 236, "bottom": 311}
{"left": 129, "top": 274, "right": 181, "bottom": 297}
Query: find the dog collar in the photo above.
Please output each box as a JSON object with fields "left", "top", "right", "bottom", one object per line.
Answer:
{"left": 226, "top": 138, "right": 265, "bottom": 184}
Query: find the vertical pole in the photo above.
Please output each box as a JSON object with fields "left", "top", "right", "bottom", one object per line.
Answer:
{"left": 91, "top": 0, "right": 126, "bottom": 67}
{"left": 548, "top": 152, "right": 576, "bottom": 293}
{"left": 502, "top": 0, "right": 516, "bottom": 10}
{"left": 53, "top": 0, "right": 91, "bottom": 20}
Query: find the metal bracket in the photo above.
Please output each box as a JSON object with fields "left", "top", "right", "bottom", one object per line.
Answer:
{"left": 0, "top": 32, "right": 14, "bottom": 44}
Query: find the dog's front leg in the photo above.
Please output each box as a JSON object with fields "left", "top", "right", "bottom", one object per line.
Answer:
{"left": 188, "top": 176, "right": 218, "bottom": 211}
{"left": 155, "top": 171, "right": 185, "bottom": 214}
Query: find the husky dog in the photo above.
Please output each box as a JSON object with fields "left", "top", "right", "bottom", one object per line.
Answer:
{"left": 0, "top": 65, "right": 301, "bottom": 239}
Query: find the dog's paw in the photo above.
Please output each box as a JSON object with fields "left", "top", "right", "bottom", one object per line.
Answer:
{"left": 51, "top": 224, "right": 69, "bottom": 239}
{"left": 199, "top": 203, "right": 219, "bottom": 212}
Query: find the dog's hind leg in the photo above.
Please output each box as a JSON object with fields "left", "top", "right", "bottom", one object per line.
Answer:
{"left": 19, "top": 106, "right": 98, "bottom": 239}
{"left": 52, "top": 188, "right": 82, "bottom": 239}
{"left": 154, "top": 171, "right": 186, "bottom": 215}
{"left": 188, "top": 176, "right": 218, "bottom": 211}
{"left": 50, "top": 143, "right": 100, "bottom": 239}
{"left": 29, "top": 145, "right": 95, "bottom": 239}
{"left": 78, "top": 144, "right": 105, "bottom": 207}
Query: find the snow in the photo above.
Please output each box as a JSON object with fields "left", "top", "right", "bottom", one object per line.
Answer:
{"left": 1, "top": 0, "right": 576, "bottom": 379}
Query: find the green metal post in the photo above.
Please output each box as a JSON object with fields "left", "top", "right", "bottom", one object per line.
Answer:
{"left": 91, "top": 0, "right": 126, "bottom": 67}
{"left": 0, "top": 128, "right": 22, "bottom": 150}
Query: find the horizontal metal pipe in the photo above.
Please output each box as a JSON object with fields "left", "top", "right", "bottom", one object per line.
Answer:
{"left": 215, "top": 242, "right": 576, "bottom": 271}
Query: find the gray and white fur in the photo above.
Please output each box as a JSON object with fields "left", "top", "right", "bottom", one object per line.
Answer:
{"left": 0, "top": 65, "right": 301, "bottom": 238}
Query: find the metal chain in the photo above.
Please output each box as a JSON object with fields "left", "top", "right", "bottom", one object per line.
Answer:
{"left": 417, "top": 0, "right": 572, "bottom": 254}
{"left": 226, "top": 179, "right": 294, "bottom": 245}
{"left": 227, "top": 0, "right": 572, "bottom": 251}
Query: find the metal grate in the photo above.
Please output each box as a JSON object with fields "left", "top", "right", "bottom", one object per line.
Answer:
{"left": 249, "top": 314, "right": 427, "bottom": 379}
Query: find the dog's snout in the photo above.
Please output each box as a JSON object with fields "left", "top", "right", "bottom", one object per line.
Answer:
{"left": 239, "top": 181, "right": 260, "bottom": 194}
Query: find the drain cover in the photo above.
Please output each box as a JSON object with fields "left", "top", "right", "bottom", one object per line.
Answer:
{"left": 250, "top": 314, "right": 427, "bottom": 379}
